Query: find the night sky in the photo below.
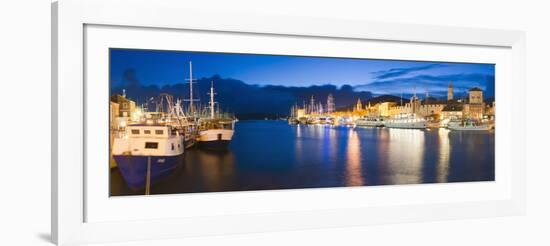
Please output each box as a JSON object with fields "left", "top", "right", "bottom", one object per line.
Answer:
{"left": 110, "top": 48, "right": 495, "bottom": 99}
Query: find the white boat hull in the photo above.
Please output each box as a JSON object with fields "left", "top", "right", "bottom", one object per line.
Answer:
{"left": 385, "top": 121, "right": 426, "bottom": 129}
{"left": 355, "top": 120, "right": 385, "bottom": 127}
{"left": 198, "top": 129, "right": 234, "bottom": 149}
{"left": 448, "top": 125, "right": 491, "bottom": 131}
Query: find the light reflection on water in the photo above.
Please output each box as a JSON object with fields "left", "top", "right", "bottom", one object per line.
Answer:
{"left": 346, "top": 130, "right": 364, "bottom": 186}
{"left": 437, "top": 128, "right": 451, "bottom": 183}
{"left": 111, "top": 120, "right": 495, "bottom": 195}
{"left": 386, "top": 128, "right": 425, "bottom": 184}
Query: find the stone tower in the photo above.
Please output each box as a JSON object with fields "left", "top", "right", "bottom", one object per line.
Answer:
{"left": 469, "top": 87, "right": 483, "bottom": 104}
{"left": 447, "top": 82, "right": 454, "bottom": 101}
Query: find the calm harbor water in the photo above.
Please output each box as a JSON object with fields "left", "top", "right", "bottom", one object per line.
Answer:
{"left": 110, "top": 120, "right": 495, "bottom": 196}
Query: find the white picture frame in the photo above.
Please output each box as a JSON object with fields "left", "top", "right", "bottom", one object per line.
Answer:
{"left": 52, "top": 0, "right": 526, "bottom": 245}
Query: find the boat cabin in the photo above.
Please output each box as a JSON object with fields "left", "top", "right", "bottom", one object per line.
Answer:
{"left": 112, "top": 124, "right": 184, "bottom": 157}
{"left": 200, "top": 119, "right": 235, "bottom": 130}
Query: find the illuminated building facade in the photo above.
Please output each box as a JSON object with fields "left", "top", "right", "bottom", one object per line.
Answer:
{"left": 463, "top": 87, "right": 485, "bottom": 119}
{"left": 111, "top": 93, "right": 136, "bottom": 118}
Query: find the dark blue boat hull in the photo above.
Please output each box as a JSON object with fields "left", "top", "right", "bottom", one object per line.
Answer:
{"left": 113, "top": 154, "right": 183, "bottom": 190}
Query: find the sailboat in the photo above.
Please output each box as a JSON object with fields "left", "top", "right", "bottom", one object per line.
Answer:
{"left": 197, "top": 81, "right": 236, "bottom": 150}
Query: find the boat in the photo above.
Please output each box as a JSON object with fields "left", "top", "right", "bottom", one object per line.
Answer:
{"left": 112, "top": 124, "right": 184, "bottom": 190}
{"left": 448, "top": 119, "right": 491, "bottom": 131}
{"left": 288, "top": 117, "right": 299, "bottom": 125}
{"left": 308, "top": 116, "right": 333, "bottom": 125}
{"left": 317, "top": 116, "right": 333, "bottom": 125}
{"left": 198, "top": 118, "right": 235, "bottom": 149}
{"left": 307, "top": 117, "right": 318, "bottom": 125}
{"left": 197, "top": 81, "right": 236, "bottom": 150}
{"left": 385, "top": 113, "right": 427, "bottom": 129}
{"left": 355, "top": 116, "right": 385, "bottom": 127}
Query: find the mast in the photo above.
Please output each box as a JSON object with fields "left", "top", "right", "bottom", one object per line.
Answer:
{"left": 309, "top": 96, "right": 315, "bottom": 114}
{"left": 209, "top": 81, "right": 216, "bottom": 119}
{"left": 184, "top": 61, "right": 199, "bottom": 117}
{"left": 326, "top": 93, "right": 335, "bottom": 113}
{"left": 189, "top": 62, "right": 194, "bottom": 114}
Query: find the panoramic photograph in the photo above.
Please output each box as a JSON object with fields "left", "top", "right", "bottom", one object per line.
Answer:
{"left": 109, "top": 48, "right": 495, "bottom": 196}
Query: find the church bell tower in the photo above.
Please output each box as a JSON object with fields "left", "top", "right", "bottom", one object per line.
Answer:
{"left": 447, "top": 82, "right": 454, "bottom": 101}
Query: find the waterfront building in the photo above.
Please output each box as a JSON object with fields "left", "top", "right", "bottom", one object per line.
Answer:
{"left": 387, "top": 93, "right": 446, "bottom": 118}
{"left": 109, "top": 101, "right": 120, "bottom": 169}
{"left": 377, "top": 102, "right": 397, "bottom": 117}
{"left": 418, "top": 100, "right": 447, "bottom": 120}
{"left": 441, "top": 103, "right": 464, "bottom": 120}
{"left": 111, "top": 93, "right": 136, "bottom": 118}
{"left": 463, "top": 87, "right": 485, "bottom": 119}
{"left": 110, "top": 101, "right": 120, "bottom": 130}
{"left": 485, "top": 101, "right": 495, "bottom": 120}
{"left": 469, "top": 87, "right": 483, "bottom": 104}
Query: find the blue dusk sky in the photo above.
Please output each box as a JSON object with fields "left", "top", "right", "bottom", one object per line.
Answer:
{"left": 110, "top": 48, "right": 495, "bottom": 98}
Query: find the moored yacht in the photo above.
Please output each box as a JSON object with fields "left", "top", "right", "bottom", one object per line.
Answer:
{"left": 355, "top": 116, "right": 385, "bottom": 127}
{"left": 338, "top": 116, "right": 355, "bottom": 126}
{"left": 447, "top": 119, "right": 491, "bottom": 131}
{"left": 318, "top": 116, "right": 334, "bottom": 125}
{"left": 385, "top": 113, "right": 427, "bottom": 129}
{"left": 112, "top": 124, "right": 184, "bottom": 189}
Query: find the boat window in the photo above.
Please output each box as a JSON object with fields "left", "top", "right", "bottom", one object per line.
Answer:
{"left": 131, "top": 129, "right": 139, "bottom": 135}
{"left": 171, "top": 143, "right": 175, "bottom": 150}
{"left": 145, "top": 142, "right": 158, "bottom": 149}
{"left": 155, "top": 130, "right": 164, "bottom": 135}
{"left": 144, "top": 130, "right": 151, "bottom": 134}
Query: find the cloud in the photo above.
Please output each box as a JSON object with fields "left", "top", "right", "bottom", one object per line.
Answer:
{"left": 355, "top": 73, "right": 495, "bottom": 98}
{"left": 371, "top": 64, "right": 445, "bottom": 80}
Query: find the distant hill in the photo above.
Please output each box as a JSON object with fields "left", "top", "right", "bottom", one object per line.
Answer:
{"left": 112, "top": 72, "right": 373, "bottom": 119}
